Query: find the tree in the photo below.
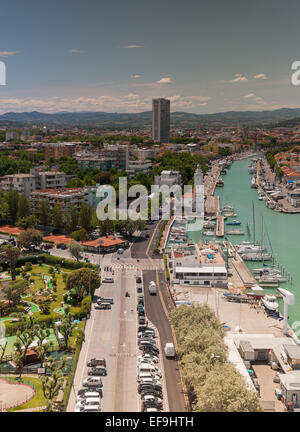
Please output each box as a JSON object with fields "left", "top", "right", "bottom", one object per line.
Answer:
{"left": 39, "top": 199, "right": 50, "bottom": 226}
{"left": 0, "top": 341, "right": 8, "bottom": 365}
{"left": 79, "top": 203, "right": 93, "bottom": 232}
{"left": 41, "top": 356, "right": 67, "bottom": 411}
{"left": 53, "top": 313, "right": 76, "bottom": 351}
{"left": 68, "top": 240, "right": 84, "bottom": 261}
{"left": 65, "top": 268, "right": 100, "bottom": 302}
{"left": 17, "top": 228, "right": 43, "bottom": 250}
{"left": 194, "top": 363, "right": 262, "bottom": 412}
{"left": 52, "top": 203, "right": 63, "bottom": 230}
{"left": 13, "top": 329, "right": 35, "bottom": 379}
{"left": 7, "top": 190, "right": 19, "bottom": 222}
{"left": 17, "top": 194, "right": 30, "bottom": 219}
{"left": 3, "top": 278, "right": 29, "bottom": 307}
{"left": 70, "top": 228, "right": 88, "bottom": 242}
{"left": 17, "top": 214, "right": 37, "bottom": 229}
{"left": 34, "top": 326, "right": 52, "bottom": 367}
{"left": 0, "top": 245, "right": 21, "bottom": 280}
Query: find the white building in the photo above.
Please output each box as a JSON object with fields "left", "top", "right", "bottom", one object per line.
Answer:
{"left": 169, "top": 243, "right": 227, "bottom": 288}
{"left": 155, "top": 170, "right": 182, "bottom": 188}
{"left": 30, "top": 187, "right": 89, "bottom": 213}
{"left": 127, "top": 159, "right": 152, "bottom": 177}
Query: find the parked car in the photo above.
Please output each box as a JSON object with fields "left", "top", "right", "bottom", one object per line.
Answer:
{"left": 138, "top": 330, "right": 155, "bottom": 338}
{"left": 88, "top": 367, "right": 107, "bottom": 376}
{"left": 136, "top": 276, "right": 142, "bottom": 283}
{"left": 117, "top": 248, "right": 124, "bottom": 254}
{"left": 138, "top": 354, "right": 159, "bottom": 364}
{"left": 136, "top": 286, "right": 143, "bottom": 293}
{"left": 140, "top": 389, "right": 163, "bottom": 400}
{"left": 137, "top": 304, "right": 144, "bottom": 311}
{"left": 138, "top": 309, "right": 145, "bottom": 317}
{"left": 142, "top": 394, "right": 163, "bottom": 406}
{"left": 78, "top": 387, "right": 103, "bottom": 398}
{"left": 87, "top": 358, "right": 106, "bottom": 368}
{"left": 137, "top": 296, "right": 144, "bottom": 305}
{"left": 138, "top": 373, "right": 161, "bottom": 383}
{"left": 138, "top": 326, "right": 153, "bottom": 333}
{"left": 82, "top": 377, "right": 103, "bottom": 387}
{"left": 95, "top": 302, "right": 111, "bottom": 310}
{"left": 138, "top": 316, "right": 146, "bottom": 325}
{"left": 97, "top": 297, "right": 114, "bottom": 304}
{"left": 138, "top": 363, "right": 162, "bottom": 377}
{"left": 139, "top": 378, "right": 162, "bottom": 387}
{"left": 77, "top": 391, "right": 101, "bottom": 402}
{"left": 76, "top": 397, "right": 100, "bottom": 409}
{"left": 102, "top": 277, "right": 114, "bottom": 283}
{"left": 138, "top": 383, "right": 162, "bottom": 394}
{"left": 142, "top": 404, "right": 161, "bottom": 412}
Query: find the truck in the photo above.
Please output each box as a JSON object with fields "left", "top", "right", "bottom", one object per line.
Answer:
{"left": 148, "top": 281, "right": 157, "bottom": 295}
{"left": 164, "top": 343, "right": 176, "bottom": 358}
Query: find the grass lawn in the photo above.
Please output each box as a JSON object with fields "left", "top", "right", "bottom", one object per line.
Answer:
{"left": 4, "top": 328, "right": 59, "bottom": 356}
{"left": 6, "top": 376, "right": 47, "bottom": 411}
{"left": 2, "top": 264, "right": 81, "bottom": 325}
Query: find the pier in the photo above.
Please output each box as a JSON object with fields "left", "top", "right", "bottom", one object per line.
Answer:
{"left": 224, "top": 241, "right": 257, "bottom": 288}
{"left": 216, "top": 211, "right": 224, "bottom": 237}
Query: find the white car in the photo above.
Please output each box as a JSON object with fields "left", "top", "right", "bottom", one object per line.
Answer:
{"left": 77, "top": 392, "right": 100, "bottom": 402}
{"left": 138, "top": 354, "right": 159, "bottom": 363}
{"left": 76, "top": 397, "right": 100, "bottom": 409}
{"left": 139, "top": 377, "right": 162, "bottom": 386}
{"left": 142, "top": 394, "right": 163, "bottom": 405}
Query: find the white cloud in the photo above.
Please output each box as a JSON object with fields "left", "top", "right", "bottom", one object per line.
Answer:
{"left": 231, "top": 74, "right": 248, "bottom": 82}
{"left": 156, "top": 77, "right": 172, "bottom": 84}
{"left": 168, "top": 95, "right": 181, "bottom": 102}
{"left": 254, "top": 73, "right": 267, "bottom": 80}
{"left": 69, "top": 49, "right": 83, "bottom": 53}
{"left": 124, "top": 93, "right": 140, "bottom": 100}
{"left": 189, "top": 96, "right": 211, "bottom": 102}
{"left": 0, "top": 51, "right": 20, "bottom": 57}
{"left": 131, "top": 74, "right": 141, "bottom": 78}
{"left": 253, "top": 97, "right": 263, "bottom": 101}
{"left": 120, "top": 45, "right": 144, "bottom": 49}
{"left": 244, "top": 93, "right": 255, "bottom": 99}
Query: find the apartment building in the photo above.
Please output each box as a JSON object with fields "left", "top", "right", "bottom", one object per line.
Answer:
{"left": 5, "top": 131, "right": 19, "bottom": 141}
{"left": 44, "top": 142, "right": 78, "bottom": 160}
{"left": 74, "top": 144, "right": 129, "bottom": 171}
{"left": 152, "top": 98, "right": 170, "bottom": 143}
{"left": 126, "top": 159, "right": 152, "bottom": 178}
{"left": 0, "top": 169, "right": 68, "bottom": 197}
{"left": 130, "top": 147, "right": 157, "bottom": 161}
{"left": 155, "top": 170, "right": 182, "bottom": 187}
{"left": 0, "top": 173, "right": 36, "bottom": 196}
{"left": 30, "top": 188, "right": 89, "bottom": 213}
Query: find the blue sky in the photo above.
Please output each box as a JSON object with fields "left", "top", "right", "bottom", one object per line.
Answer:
{"left": 0, "top": 0, "right": 300, "bottom": 114}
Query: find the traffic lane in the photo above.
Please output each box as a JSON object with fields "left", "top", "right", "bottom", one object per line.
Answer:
{"left": 131, "top": 220, "right": 160, "bottom": 258}
{"left": 112, "top": 269, "right": 139, "bottom": 412}
{"left": 103, "top": 269, "right": 138, "bottom": 412}
{"left": 142, "top": 270, "right": 186, "bottom": 412}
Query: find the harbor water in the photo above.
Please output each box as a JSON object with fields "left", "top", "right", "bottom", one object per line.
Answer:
{"left": 213, "top": 157, "right": 300, "bottom": 327}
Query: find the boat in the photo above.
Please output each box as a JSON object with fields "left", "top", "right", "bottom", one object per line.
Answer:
{"left": 222, "top": 211, "right": 237, "bottom": 217}
{"left": 251, "top": 175, "right": 257, "bottom": 188}
{"left": 256, "top": 274, "right": 287, "bottom": 284}
{"left": 216, "top": 178, "right": 224, "bottom": 187}
{"left": 246, "top": 285, "right": 266, "bottom": 298}
{"left": 225, "top": 230, "right": 245, "bottom": 235}
{"left": 203, "top": 222, "right": 216, "bottom": 229}
{"left": 252, "top": 267, "right": 280, "bottom": 275}
{"left": 235, "top": 242, "right": 266, "bottom": 254}
{"left": 223, "top": 293, "right": 250, "bottom": 303}
{"left": 266, "top": 201, "right": 275, "bottom": 209}
{"left": 258, "top": 194, "right": 264, "bottom": 200}
{"left": 203, "top": 230, "right": 216, "bottom": 236}
{"left": 222, "top": 205, "right": 234, "bottom": 212}
{"left": 221, "top": 168, "right": 227, "bottom": 175}
{"left": 241, "top": 253, "right": 272, "bottom": 261}
{"left": 226, "top": 220, "right": 241, "bottom": 226}
{"left": 262, "top": 295, "right": 279, "bottom": 312}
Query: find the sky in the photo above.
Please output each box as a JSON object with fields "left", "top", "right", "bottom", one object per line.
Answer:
{"left": 0, "top": 0, "right": 300, "bottom": 114}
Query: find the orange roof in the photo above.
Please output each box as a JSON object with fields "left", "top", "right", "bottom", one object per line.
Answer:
{"left": 0, "top": 225, "right": 25, "bottom": 236}
{"left": 43, "top": 234, "right": 73, "bottom": 244}
{"left": 81, "top": 235, "right": 125, "bottom": 248}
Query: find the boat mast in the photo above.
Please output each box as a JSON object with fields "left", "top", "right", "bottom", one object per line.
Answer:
{"left": 252, "top": 200, "right": 256, "bottom": 245}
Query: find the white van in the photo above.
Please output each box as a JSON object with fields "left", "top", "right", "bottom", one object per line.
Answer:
{"left": 138, "top": 363, "right": 162, "bottom": 377}
{"left": 164, "top": 342, "right": 176, "bottom": 358}
{"left": 139, "top": 377, "right": 162, "bottom": 386}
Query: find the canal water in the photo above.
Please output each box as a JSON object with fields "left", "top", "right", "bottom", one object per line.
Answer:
{"left": 214, "top": 157, "right": 300, "bottom": 327}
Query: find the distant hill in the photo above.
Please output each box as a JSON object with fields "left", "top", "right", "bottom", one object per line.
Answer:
{"left": 1, "top": 108, "right": 300, "bottom": 128}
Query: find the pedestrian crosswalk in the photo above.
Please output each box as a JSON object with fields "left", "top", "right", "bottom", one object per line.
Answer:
{"left": 100, "top": 258, "right": 164, "bottom": 273}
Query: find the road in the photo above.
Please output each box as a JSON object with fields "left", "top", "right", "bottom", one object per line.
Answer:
{"left": 67, "top": 259, "right": 140, "bottom": 412}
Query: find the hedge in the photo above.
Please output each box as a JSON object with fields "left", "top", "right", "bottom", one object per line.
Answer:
{"left": 163, "top": 254, "right": 170, "bottom": 281}
{"left": 0, "top": 254, "right": 98, "bottom": 271}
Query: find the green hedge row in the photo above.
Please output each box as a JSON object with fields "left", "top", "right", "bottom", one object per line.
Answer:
{"left": 163, "top": 254, "right": 170, "bottom": 281}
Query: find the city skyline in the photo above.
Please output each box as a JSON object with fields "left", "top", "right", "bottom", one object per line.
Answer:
{"left": 1, "top": 0, "right": 300, "bottom": 114}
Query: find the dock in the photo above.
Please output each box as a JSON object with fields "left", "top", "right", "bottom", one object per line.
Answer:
{"left": 224, "top": 241, "right": 257, "bottom": 288}
{"left": 216, "top": 212, "right": 224, "bottom": 237}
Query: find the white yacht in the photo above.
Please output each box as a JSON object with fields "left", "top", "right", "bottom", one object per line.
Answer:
{"left": 262, "top": 295, "right": 279, "bottom": 312}
{"left": 235, "top": 242, "right": 266, "bottom": 254}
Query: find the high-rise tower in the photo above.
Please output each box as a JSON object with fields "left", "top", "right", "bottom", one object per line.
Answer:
{"left": 152, "top": 98, "right": 170, "bottom": 143}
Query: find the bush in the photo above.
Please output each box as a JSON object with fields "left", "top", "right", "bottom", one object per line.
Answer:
{"left": 15, "top": 267, "right": 21, "bottom": 275}
{"left": 79, "top": 295, "right": 92, "bottom": 316}
{"left": 24, "top": 262, "right": 33, "bottom": 272}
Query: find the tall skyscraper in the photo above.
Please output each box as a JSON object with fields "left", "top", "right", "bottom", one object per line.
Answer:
{"left": 152, "top": 98, "right": 170, "bottom": 143}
